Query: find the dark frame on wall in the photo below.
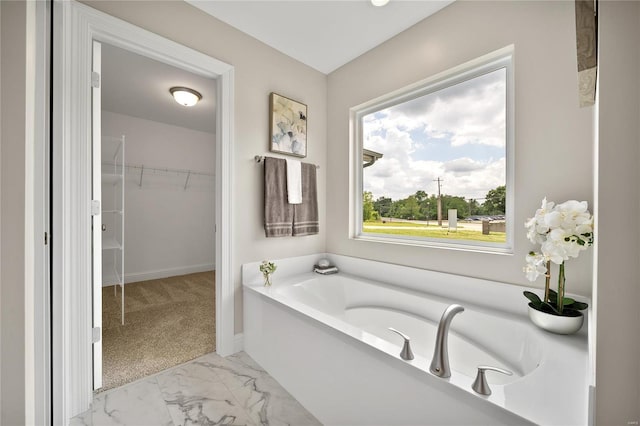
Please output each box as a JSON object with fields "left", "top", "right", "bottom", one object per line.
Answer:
{"left": 575, "top": 0, "right": 598, "bottom": 107}
{"left": 269, "top": 92, "right": 308, "bottom": 158}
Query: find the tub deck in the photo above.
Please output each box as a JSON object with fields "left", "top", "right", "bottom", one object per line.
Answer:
{"left": 242, "top": 254, "right": 589, "bottom": 426}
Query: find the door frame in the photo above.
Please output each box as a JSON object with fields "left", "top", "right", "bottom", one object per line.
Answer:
{"left": 52, "top": 1, "right": 235, "bottom": 422}
{"left": 91, "top": 39, "right": 103, "bottom": 390}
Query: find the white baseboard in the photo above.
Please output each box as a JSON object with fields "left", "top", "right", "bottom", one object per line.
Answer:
{"left": 112, "top": 263, "right": 215, "bottom": 285}
{"left": 234, "top": 333, "right": 244, "bottom": 353}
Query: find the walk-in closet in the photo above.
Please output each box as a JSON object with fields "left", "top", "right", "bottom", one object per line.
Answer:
{"left": 97, "top": 42, "right": 217, "bottom": 391}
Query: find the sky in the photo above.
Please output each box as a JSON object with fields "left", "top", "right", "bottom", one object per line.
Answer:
{"left": 363, "top": 67, "right": 506, "bottom": 202}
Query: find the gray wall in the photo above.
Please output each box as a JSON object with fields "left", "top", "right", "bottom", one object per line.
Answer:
{"left": 0, "top": 1, "right": 637, "bottom": 422}
{"left": 595, "top": 2, "right": 640, "bottom": 423}
{"left": 81, "top": 1, "right": 328, "bottom": 332}
{"left": 325, "top": 2, "right": 640, "bottom": 420}
{"left": 102, "top": 111, "right": 216, "bottom": 283}
{"left": 1, "top": 1, "right": 26, "bottom": 424}
{"left": 327, "top": 1, "right": 594, "bottom": 295}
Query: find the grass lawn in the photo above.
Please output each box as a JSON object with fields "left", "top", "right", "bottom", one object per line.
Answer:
{"left": 363, "top": 221, "right": 506, "bottom": 243}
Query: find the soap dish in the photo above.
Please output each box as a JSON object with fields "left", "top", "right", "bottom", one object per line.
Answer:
{"left": 313, "top": 265, "right": 339, "bottom": 275}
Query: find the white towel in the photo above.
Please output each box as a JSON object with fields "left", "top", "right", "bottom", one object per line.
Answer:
{"left": 286, "top": 159, "right": 302, "bottom": 204}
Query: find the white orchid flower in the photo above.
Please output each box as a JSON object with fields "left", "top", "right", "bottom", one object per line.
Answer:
{"left": 525, "top": 198, "right": 556, "bottom": 244}
{"left": 524, "top": 198, "right": 594, "bottom": 314}
{"left": 557, "top": 200, "right": 588, "bottom": 214}
{"left": 523, "top": 252, "right": 548, "bottom": 281}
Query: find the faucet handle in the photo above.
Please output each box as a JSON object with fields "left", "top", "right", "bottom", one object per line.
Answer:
{"left": 472, "top": 365, "right": 513, "bottom": 396}
{"left": 388, "top": 327, "right": 415, "bottom": 361}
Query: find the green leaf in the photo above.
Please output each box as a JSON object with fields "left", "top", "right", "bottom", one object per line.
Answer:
{"left": 523, "top": 291, "right": 542, "bottom": 304}
{"left": 567, "top": 301, "right": 589, "bottom": 311}
{"left": 561, "top": 309, "right": 583, "bottom": 318}
{"left": 528, "top": 301, "right": 544, "bottom": 310}
{"left": 541, "top": 302, "right": 560, "bottom": 315}
{"left": 562, "top": 297, "right": 575, "bottom": 305}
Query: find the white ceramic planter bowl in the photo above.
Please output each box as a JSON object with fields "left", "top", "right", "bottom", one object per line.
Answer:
{"left": 528, "top": 305, "right": 584, "bottom": 334}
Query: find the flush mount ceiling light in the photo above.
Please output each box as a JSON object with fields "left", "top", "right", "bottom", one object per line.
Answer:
{"left": 371, "top": 0, "right": 390, "bottom": 6}
{"left": 169, "top": 86, "right": 202, "bottom": 107}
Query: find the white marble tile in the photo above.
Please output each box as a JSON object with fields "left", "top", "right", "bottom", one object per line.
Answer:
{"left": 82, "top": 378, "right": 174, "bottom": 426}
{"left": 229, "top": 377, "right": 321, "bottom": 426}
{"left": 227, "top": 352, "right": 266, "bottom": 372}
{"left": 156, "top": 360, "right": 254, "bottom": 425}
{"left": 198, "top": 352, "right": 272, "bottom": 391}
{"left": 71, "top": 352, "right": 319, "bottom": 426}
{"left": 70, "top": 410, "right": 92, "bottom": 426}
{"left": 202, "top": 352, "right": 321, "bottom": 426}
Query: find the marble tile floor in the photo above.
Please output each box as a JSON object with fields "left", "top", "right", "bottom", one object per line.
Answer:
{"left": 71, "top": 351, "right": 322, "bottom": 426}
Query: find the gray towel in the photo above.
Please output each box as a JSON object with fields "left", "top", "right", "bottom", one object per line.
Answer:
{"left": 293, "top": 162, "right": 319, "bottom": 236}
{"left": 264, "top": 157, "right": 293, "bottom": 237}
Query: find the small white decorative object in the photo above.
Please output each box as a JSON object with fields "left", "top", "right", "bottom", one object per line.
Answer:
{"left": 318, "top": 258, "right": 330, "bottom": 268}
{"left": 259, "top": 260, "right": 277, "bottom": 287}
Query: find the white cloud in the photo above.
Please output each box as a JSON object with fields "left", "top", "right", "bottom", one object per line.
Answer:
{"left": 444, "top": 157, "right": 486, "bottom": 174}
{"left": 364, "top": 155, "right": 504, "bottom": 201}
{"left": 382, "top": 68, "right": 506, "bottom": 148}
{"left": 362, "top": 68, "right": 506, "bottom": 202}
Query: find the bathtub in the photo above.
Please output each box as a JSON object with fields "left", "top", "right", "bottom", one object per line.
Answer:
{"left": 242, "top": 254, "right": 589, "bottom": 426}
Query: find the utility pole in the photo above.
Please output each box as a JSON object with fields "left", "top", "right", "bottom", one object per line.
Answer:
{"left": 434, "top": 177, "right": 443, "bottom": 226}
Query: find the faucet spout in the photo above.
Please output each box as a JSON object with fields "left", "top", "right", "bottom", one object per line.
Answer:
{"left": 429, "top": 304, "right": 464, "bottom": 378}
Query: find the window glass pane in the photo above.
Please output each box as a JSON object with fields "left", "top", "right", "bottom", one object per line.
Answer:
{"left": 361, "top": 67, "right": 507, "bottom": 245}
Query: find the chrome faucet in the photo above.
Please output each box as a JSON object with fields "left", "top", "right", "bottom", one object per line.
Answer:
{"left": 429, "top": 304, "right": 464, "bottom": 378}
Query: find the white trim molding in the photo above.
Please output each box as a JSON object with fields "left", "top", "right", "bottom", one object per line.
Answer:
{"left": 234, "top": 333, "right": 244, "bottom": 353}
{"left": 30, "top": 1, "right": 52, "bottom": 424}
{"left": 52, "top": 1, "right": 235, "bottom": 422}
{"left": 122, "top": 263, "right": 216, "bottom": 285}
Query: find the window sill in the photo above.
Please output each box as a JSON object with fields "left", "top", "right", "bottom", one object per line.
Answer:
{"left": 354, "top": 232, "right": 514, "bottom": 255}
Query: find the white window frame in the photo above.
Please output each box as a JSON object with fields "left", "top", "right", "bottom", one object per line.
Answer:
{"left": 349, "top": 46, "right": 515, "bottom": 253}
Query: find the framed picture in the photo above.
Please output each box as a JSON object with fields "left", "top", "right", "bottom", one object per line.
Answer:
{"left": 269, "top": 92, "right": 307, "bottom": 157}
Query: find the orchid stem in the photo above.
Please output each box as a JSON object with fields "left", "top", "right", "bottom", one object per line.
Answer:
{"left": 558, "top": 262, "right": 566, "bottom": 314}
{"left": 544, "top": 260, "right": 551, "bottom": 303}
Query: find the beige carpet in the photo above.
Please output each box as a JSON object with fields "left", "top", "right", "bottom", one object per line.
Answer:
{"left": 101, "top": 271, "right": 215, "bottom": 391}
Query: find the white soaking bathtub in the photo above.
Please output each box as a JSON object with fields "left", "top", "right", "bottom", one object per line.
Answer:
{"left": 242, "top": 254, "right": 589, "bottom": 426}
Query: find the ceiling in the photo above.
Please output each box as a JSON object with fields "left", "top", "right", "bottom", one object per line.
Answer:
{"left": 186, "top": 0, "right": 455, "bottom": 74}
{"left": 101, "top": 1, "right": 454, "bottom": 131}
{"left": 101, "top": 43, "right": 216, "bottom": 133}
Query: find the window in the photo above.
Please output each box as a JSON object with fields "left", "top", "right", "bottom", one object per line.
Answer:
{"left": 351, "top": 48, "right": 513, "bottom": 252}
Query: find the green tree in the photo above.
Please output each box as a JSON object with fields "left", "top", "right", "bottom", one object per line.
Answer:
{"left": 391, "top": 198, "right": 405, "bottom": 219}
{"left": 373, "top": 196, "right": 393, "bottom": 218}
{"left": 483, "top": 185, "right": 506, "bottom": 215}
{"left": 414, "top": 190, "right": 429, "bottom": 220}
{"left": 395, "top": 196, "right": 421, "bottom": 219}
{"left": 442, "top": 196, "right": 468, "bottom": 219}
{"left": 423, "top": 194, "right": 438, "bottom": 220}
{"left": 468, "top": 198, "right": 482, "bottom": 216}
{"left": 414, "top": 190, "right": 428, "bottom": 203}
{"left": 363, "top": 191, "right": 377, "bottom": 221}
{"left": 407, "top": 196, "right": 422, "bottom": 219}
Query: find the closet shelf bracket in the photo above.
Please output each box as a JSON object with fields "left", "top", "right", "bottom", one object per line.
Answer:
{"left": 184, "top": 171, "right": 191, "bottom": 191}
{"left": 139, "top": 165, "right": 144, "bottom": 188}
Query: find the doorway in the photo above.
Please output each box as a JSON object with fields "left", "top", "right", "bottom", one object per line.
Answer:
{"left": 52, "top": 1, "right": 235, "bottom": 422}
{"left": 94, "top": 42, "right": 217, "bottom": 390}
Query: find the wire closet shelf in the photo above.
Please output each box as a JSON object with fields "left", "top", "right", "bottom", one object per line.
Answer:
{"left": 101, "top": 161, "right": 215, "bottom": 190}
